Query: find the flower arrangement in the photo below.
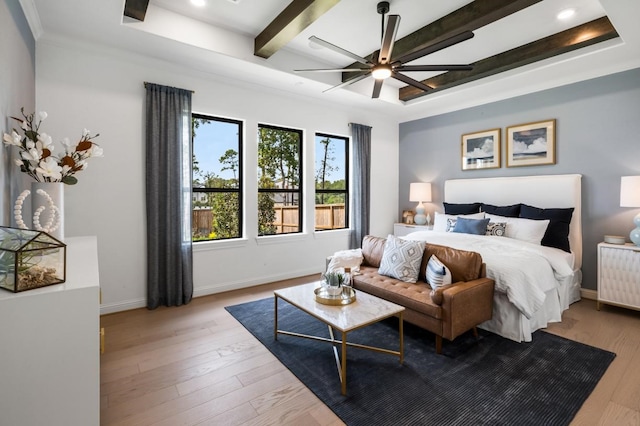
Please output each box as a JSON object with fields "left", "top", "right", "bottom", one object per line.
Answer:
{"left": 2, "top": 108, "right": 102, "bottom": 185}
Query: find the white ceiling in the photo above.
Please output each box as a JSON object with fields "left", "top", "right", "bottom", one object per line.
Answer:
{"left": 20, "top": 0, "right": 640, "bottom": 123}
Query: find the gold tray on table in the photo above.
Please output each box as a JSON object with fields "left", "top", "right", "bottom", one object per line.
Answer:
{"left": 314, "top": 286, "right": 356, "bottom": 306}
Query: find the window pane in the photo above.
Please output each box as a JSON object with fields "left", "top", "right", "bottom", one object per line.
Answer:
{"left": 315, "top": 133, "right": 348, "bottom": 231}
{"left": 258, "top": 192, "right": 300, "bottom": 236}
{"left": 315, "top": 135, "right": 346, "bottom": 189}
{"left": 192, "top": 114, "right": 242, "bottom": 242}
{"left": 192, "top": 192, "right": 240, "bottom": 240}
{"left": 193, "top": 118, "right": 240, "bottom": 189}
{"left": 258, "top": 124, "right": 303, "bottom": 235}
{"left": 315, "top": 194, "right": 346, "bottom": 230}
{"left": 258, "top": 126, "right": 301, "bottom": 190}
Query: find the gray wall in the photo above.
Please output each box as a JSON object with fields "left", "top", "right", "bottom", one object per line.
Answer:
{"left": 1, "top": 0, "right": 35, "bottom": 226}
{"left": 399, "top": 67, "right": 640, "bottom": 291}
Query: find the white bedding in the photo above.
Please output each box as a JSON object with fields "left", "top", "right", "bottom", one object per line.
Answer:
{"left": 404, "top": 231, "right": 575, "bottom": 322}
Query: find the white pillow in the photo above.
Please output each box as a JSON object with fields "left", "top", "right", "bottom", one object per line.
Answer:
{"left": 486, "top": 214, "right": 550, "bottom": 245}
{"left": 425, "top": 255, "right": 452, "bottom": 289}
{"left": 378, "top": 235, "right": 426, "bottom": 283}
{"left": 327, "top": 248, "right": 363, "bottom": 273}
{"left": 433, "top": 211, "right": 485, "bottom": 232}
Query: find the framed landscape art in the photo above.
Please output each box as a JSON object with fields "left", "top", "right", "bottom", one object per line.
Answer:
{"left": 506, "top": 119, "right": 556, "bottom": 167}
{"left": 461, "top": 128, "right": 501, "bottom": 170}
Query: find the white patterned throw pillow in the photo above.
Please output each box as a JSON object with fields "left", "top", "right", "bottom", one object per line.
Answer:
{"left": 486, "top": 222, "right": 507, "bottom": 236}
{"left": 425, "top": 255, "right": 452, "bottom": 289}
{"left": 378, "top": 235, "right": 426, "bottom": 283}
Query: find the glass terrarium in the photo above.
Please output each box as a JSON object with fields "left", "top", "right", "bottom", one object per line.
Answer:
{"left": 0, "top": 226, "right": 66, "bottom": 293}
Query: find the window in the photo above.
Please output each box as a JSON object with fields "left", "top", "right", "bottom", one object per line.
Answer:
{"left": 315, "top": 133, "right": 349, "bottom": 231}
{"left": 257, "top": 124, "right": 303, "bottom": 235}
{"left": 191, "top": 114, "right": 243, "bottom": 241}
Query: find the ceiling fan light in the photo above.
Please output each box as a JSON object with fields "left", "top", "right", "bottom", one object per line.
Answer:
{"left": 372, "top": 66, "right": 392, "bottom": 80}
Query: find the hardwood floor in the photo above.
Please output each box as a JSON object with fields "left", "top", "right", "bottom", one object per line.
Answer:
{"left": 100, "top": 276, "right": 640, "bottom": 425}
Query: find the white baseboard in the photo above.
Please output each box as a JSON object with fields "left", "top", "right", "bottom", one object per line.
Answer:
{"left": 100, "top": 298, "right": 146, "bottom": 315}
{"left": 100, "top": 267, "right": 322, "bottom": 315}
{"left": 580, "top": 288, "right": 597, "bottom": 301}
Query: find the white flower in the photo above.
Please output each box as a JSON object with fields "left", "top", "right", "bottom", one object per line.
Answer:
{"left": 90, "top": 145, "right": 104, "bottom": 157}
{"left": 26, "top": 139, "right": 35, "bottom": 149}
{"left": 61, "top": 137, "right": 74, "bottom": 154}
{"left": 77, "top": 160, "right": 88, "bottom": 170}
{"left": 38, "top": 111, "right": 48, "bottom": 121}
{"left": 3, "top": 131, "right": 21, "bottom": 146}
{"left": 82, "top": 128, "right": 90, "bottom": 137}
{"left": 38, "top": 133, "right": 54, "bottom": 149}
{"left": 36, "top": 157, "right": 62, "bottom": 180}
{"left": 21, "top": 148, "right": 41, "bottom": 162}
{"left": 14, "top": 159, "right": 23, "bottom": 166}
{"left": 21, "top": 120, "right": 28, "bottom": 130}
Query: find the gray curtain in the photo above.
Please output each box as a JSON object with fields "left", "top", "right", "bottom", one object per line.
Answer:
{"left": 145, "top": 83, "right": 193, "bottom": 309}
{"left": 349, "top": 123, "right": 371, "bottom": 249}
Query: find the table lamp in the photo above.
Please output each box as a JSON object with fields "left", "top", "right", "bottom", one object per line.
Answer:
{"left": 620, "top": 176, "right": 640, "bottom": 246}
{"left": 410, "top": 182, "right": 432, "bottom": 226}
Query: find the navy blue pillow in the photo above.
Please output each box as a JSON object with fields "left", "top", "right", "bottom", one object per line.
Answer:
{"left": 443, "top": 202, "right": 481, "bottom": 215}
{"left": 481, "top": 203, "right": 521, "bottom": 217}
{"left": 519, "top": 204, "right": 574, "bottom": 252}
{"left": 452, "top": 217, "right": 490, "bottom": 235}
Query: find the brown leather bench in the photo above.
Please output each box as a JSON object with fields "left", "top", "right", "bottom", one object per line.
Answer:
{"left": 351, "top": 235, "right": 495, "bottom": 354}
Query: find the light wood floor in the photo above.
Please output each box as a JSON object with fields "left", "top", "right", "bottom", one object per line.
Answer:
{"left": 100, "top": 275, "right": 640, "bottom": 426}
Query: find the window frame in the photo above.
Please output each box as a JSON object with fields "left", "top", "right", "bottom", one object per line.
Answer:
{"left": 257, "top": 123, "right": 304, "bottom": 236}
{"left": 191, "top": 113, "right": 243, "bottom": 242}
{"left": 314, "top": 132, "right": 350, "bottom": 232}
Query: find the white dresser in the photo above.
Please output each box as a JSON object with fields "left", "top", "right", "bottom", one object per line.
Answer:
{"left": 0, "top": 236, "right": 100, "bottom": 426}
{"left": 597, "top": 242, "right": 640, "bottom": 311}
{"left": 393, "top": 223, "right": 433, "bottom": 237}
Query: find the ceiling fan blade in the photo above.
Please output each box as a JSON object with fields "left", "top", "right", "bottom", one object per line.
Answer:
{"left": 295, "top": 68, "right": 371, "bottom": 73}
{"left": 394, "top": 31, "right": 474, "bottom": 65}
{"left": 379, "top": 15, "right": 400, "bottom": 64}
{"left": 309, "top": 36, "right": 372, "bottom": 65}
{"left": 395, "top": 64, "right": 473, "bottom": 72}
{"left": 372, "top": 79, "right": 384, "bottom": 98}
{"left": 323, "top": 72, "right": 371, "bottom": 93}
{"left": 392, "top": 72, "right": 433, "bottom": 93}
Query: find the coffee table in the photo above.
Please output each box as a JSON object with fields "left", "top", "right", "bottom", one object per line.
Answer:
{"left": 274, "top": 282, "right": 405, "bottom": 395}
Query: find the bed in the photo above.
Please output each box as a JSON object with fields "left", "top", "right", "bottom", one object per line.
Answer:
{"left": 404, "top": 174, "right": 582, "bottom": 342}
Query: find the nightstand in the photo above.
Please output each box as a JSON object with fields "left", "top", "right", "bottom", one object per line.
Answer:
{"left": 394, "top": 223, "right": 433, "bottom": 237}
{"left": 597, "top": 242, "right": 640, "bottom": 311}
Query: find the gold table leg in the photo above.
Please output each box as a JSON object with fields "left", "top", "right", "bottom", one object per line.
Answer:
{"left": 274, "top": 296, "right": 278, "bottom": 341}
{"left": 341, "top": 330, "right": 347, "bottom": 395}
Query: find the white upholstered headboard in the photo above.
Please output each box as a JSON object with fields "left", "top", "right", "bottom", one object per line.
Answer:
{"left": 444, "top": 174, "right": 582, "bottom": 269}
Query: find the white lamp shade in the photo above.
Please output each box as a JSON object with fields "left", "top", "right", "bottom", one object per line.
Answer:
{"left": 409, "top": 182, "right": 432, "bottom": 202}
{"left": 620, "top": 176, "right": 640, "bottom": 207}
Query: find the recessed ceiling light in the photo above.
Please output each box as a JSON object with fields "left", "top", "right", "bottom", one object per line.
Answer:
{"left": 191, "top": 0, "right": 206, "bottom": 7}
{"left": 557, "top": 9, "right": 575, "bottom": 20}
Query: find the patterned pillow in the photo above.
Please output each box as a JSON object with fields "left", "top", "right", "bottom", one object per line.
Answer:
{"left": 378, "top": 235, "right": 426, "bottom": 283}
{"left": 486, "top": 222, "right": 507, "bottom": 236}
{"left": 446, "top": 218, "right": 457, "bottom": 232}
{"left": 425, "top": 255, "right": 452, "bottom": 289}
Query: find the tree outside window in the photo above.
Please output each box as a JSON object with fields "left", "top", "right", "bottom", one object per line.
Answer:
{"left": 258, "top": 124, "right": 302, "bottom": 235}
{"left": 315, "top": 133, "right": 349, "bottom": 231}
{"left": 192, "top": 114, "right": 243, "bottom": 241}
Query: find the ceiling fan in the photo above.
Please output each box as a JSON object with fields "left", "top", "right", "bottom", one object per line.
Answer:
{"left": 295, "top": 1, "right": 475, "bottom": 99}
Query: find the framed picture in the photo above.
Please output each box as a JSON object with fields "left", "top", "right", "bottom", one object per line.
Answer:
{"left": 461, "top": 128, "right": 501, "bottom": 170}
{"left": 506, "top": 119, "right": 556, "bottom": 167}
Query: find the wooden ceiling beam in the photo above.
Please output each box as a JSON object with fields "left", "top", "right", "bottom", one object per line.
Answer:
{"left": 255, "top": 0, "right": 340, "bottom": 59}
{"left": 399, "top": 17, "right": 619, "bottom": 102}
{"left": 123, "top": 0, "right": 150, "bottom": 22}
{"left": 342, "top": 0, "right": 542, "bottom": 82}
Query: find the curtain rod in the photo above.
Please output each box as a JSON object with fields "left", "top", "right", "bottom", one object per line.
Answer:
{"left": 144, "top": 82, "right": 195, "bottom": 93}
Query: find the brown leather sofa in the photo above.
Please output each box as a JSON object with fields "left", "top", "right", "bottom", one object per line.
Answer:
{"left": 352, "top": 235, "right": 495, "bottom": 354}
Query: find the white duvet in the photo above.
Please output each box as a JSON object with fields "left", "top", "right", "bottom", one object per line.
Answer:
{"left": 404, "top": 231, "right": 575, "bottom": 319}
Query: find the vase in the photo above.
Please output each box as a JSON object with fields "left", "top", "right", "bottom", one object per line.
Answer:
{"left": 31, "top": 182, "right": 64, "bottom": 241}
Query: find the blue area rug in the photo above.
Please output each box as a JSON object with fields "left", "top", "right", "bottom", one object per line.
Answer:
{"left": 226, "top": 297, "right": 615, "bottom": 426}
